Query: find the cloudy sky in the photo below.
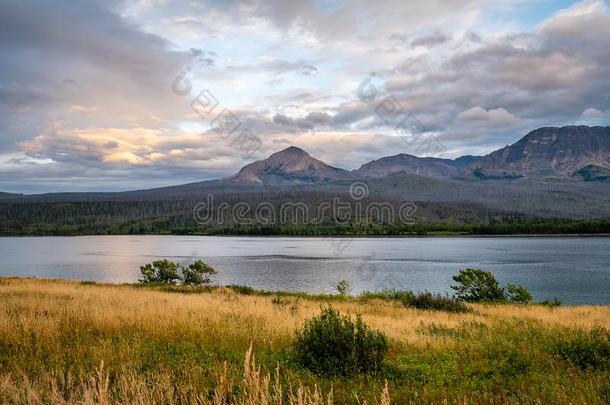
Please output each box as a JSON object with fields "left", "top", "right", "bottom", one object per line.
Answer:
{"left": 1, "top": 0, "right": 609, "bottom": 193}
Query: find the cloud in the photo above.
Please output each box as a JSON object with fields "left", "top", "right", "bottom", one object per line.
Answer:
{"left": 272, "top": 111, "right": 332, "bottom": 130}
{"left": 411, "top": 31, "right": 451, "bottom": 48}
{"left": 189, "top": 48, "right": 217, "bottom": 66}
{"left": 581, "top": 108, "right": 609, "bottom": 118}
{"left": 228, "top": 59, "right": 319, "bottom": 76}
{"left": 0, "top": 0, "right": 194, "bottom": 148}
{"left": 456, "top": 107, "right": 519, "bottom": 127}
{"left": 578, "top": 107, "right": 610, "bottom": 126}
{"left": 2, "top": 0, "right": 610, "bottom": 192}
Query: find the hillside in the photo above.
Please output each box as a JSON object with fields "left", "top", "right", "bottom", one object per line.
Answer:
{"left": 354, "top": 154, "right": 479, "bottom": 179}
{"left": 470, "top": 126, "right": 610, "bottom": 179}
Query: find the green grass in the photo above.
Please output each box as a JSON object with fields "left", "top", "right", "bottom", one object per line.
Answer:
{"left": 0, "top": 278, "right": 609, "bottom": 404}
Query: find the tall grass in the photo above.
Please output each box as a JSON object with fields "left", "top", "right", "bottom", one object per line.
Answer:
{"left": 0, "top": 278, "right": 609, "bottom": 404}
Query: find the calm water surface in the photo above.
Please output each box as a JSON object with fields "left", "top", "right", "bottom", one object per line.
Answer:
{"left": 1, "top": 236, "right": 609, "bottom": 305}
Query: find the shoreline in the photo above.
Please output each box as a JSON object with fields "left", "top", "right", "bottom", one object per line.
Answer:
{"left": 2, "top": 276, "right": 609, "bottom": 306}
{"left": 2, "top": 232, "right": 610, "bottom": 238}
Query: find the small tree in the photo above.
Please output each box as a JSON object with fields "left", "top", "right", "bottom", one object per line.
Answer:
{"left": 139, "top": 260, "right": 180, "bottom": 284}
{"left": 182, "top": 260, "right": 216, "bottom": 286}
{"left": 336, "top": 280, "right": 351, "bottom": 295}
{"left": 506, "top": 283, "right": 532, "bottom": 304}
{"left": 451, "top": 268, "right": 506, "bottom": 302}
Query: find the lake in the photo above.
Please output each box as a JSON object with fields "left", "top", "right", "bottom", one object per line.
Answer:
{"left": 0, "top": 236, "right": 609, "bottom": 304}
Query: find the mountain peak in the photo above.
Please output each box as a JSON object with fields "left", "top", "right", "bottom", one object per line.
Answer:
{"left": 227, "top": 146, "right": 356, "bottom": 185}
{"left": 278, "top": 145, "right": 308, "bottom": 153}
{"left": 268, "top": 146, "right": 311, "bottom": 159}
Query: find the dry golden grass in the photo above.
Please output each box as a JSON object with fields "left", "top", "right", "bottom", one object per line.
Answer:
{"left": 0, "top": 277, "right": 609, "bottom": 404}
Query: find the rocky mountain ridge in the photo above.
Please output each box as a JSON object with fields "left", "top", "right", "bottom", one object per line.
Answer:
{"left": 225, "top": 126, "right": 610, "bottom": 184}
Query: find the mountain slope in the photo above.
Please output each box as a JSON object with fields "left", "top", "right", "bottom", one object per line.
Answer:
{"left": 227, "top": 146, "right": 357, "bottom": 185}
{"left": 0, "top": 192, "right": 20, "bottom": 197}
{"left": 469, "top": 126, "right": 610, "bottom": 179}
{"left": 354, "top": 154, "right": 480, "bottom": 179}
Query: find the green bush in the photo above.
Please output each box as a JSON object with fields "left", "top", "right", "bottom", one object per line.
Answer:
{"left": 506, "top": 283, "right": 533, "bottom": 304}
{"left": 139, "top": 260, "right": 181, "bottom": 284}
{"left": 181, "top": 260, "right": 216, "bottom": 286}
{"left": 139, "top": 259, "right": 216, "bottom": 286}
{"left": 294, "top": 307, "right": 388, "bottom": 376}
{"left": 451, "top": 268, "right": 506, "bottom": 303}
{"left": 407, "top": 291, "right": 470, "bottom": 313}
{"left": 335, "top": 280, "right": 351, "bottom": 295}
{"left": 552, "top": 327, "right": 610, "bottom": 370}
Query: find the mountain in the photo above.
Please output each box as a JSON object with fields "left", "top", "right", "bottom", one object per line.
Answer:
{"left": 4, "top": 126, "right": 610, "bottom": 203}
{"left": 469, "top": 126, "right": 610, "bottom": 179}
{"left": 5, "top": 127, "right": 610, "bottom": 235}
{"left": 354, "top": 154, "right": 481, "bottom": 179}
{"left": 227, "top": 146, "right": 357, "bottom": 185}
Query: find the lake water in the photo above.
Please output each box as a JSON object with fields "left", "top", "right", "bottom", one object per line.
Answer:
{"left": 0, "top": 236, "right": 609, "bottom": 305}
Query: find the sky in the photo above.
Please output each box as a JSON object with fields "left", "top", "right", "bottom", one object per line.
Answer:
{"left": 1, "top": 0, "right": 609, "bottom": 193}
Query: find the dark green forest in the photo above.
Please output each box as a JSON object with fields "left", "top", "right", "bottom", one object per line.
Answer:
{"left": 2, "top": 198, "right": 610, "bottom": 236}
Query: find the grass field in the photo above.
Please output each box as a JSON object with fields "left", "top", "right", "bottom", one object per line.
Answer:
{"left": 0, "top": 278, "right": 609, "bottom": 404}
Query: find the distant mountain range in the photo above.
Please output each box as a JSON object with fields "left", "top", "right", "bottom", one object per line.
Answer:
{"left": 2, "top": 126, "right": 609, "bottom": 198}
{"left": 2, "top": 126, "right": 610, "bottom": 235}
{"left": 221, "top": 126, "right": 610, "bottom": 185}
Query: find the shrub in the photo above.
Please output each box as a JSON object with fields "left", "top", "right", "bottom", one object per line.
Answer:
{"left": 407, "top": 291, "right": 470, "bottom": 313}
{"left": 506, "top": 283, "right": 532, "bottom": 303}
{"left": 539, "top": 298, "right": 562, "bottom": 308}
{"left": 451, "top": 268, "right": 506, "bottom": 303}
{"left": 360, "top": 290, "right": 469, "bottom": 313}
{"left": 181, "top": 260, "right": 216, "bottom": 286}
{"left": 139, "top": 259, "right": 216, "bottom": 286}
{"left": 294, "top": 307, "right": 388, "bottom": 376}
{"left": 495, "top": 347, "right": 532, "bottom": 377}
{"left": 139, "top": 260, "right": 180, "bottom": 284}
{"left": 227, "top": 285, "right": 256, "bottom": 295}
{"left": 336, "top": 280, "right": 351, "bottom": 295}
{"left": 552, "top": 327, "right": 610, "bottom": 370}
{"left": 361, "top": 289, "right": 415, "bottom": 302}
